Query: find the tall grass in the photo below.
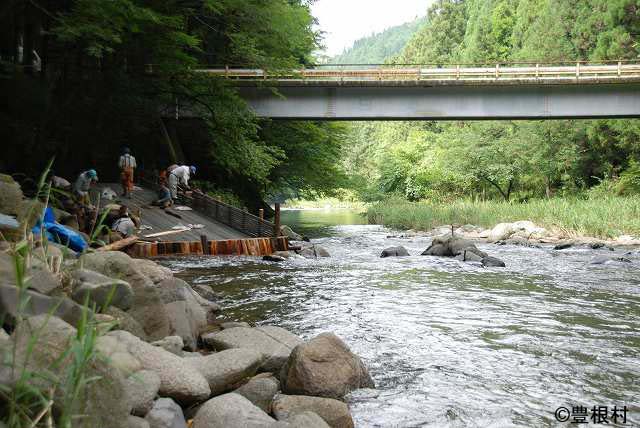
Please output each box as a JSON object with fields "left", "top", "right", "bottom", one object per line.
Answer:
{"left": 367, "top": 196, "right": 640, "bottom": 238}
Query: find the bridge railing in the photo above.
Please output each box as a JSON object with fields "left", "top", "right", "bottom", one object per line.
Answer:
{"left": 197, "top": 62, "right": 640, "bottom": 82}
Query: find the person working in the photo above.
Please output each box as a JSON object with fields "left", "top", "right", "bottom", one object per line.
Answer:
{"left": 118, "top": 147, "right": 137, "bottom": 198}
{"left": 168, "top": 165, "right": 196, "bottom": 199}
{"left": 73, "top": 169, "right": 98, "bottom": 206}
{"left": 111, "top": 205, "right": 139, "bottom": 237}
{"left": 153, "top": 184, "right": 173, "bottom": 208}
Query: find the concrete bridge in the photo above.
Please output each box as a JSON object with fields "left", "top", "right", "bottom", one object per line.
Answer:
{"left": 192, "top": 63, "right": 640, "bottom": 120}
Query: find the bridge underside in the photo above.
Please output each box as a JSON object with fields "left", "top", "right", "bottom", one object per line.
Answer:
{"left": 235, "top": 82, "right": 640, "bottom": 120}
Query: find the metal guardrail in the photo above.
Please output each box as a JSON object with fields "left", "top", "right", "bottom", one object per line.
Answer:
{"left": 197, "top": 62, "right": 640, "bottom": 83}
{"left": 187, "top": 192, "right": 277, "bottom": 238}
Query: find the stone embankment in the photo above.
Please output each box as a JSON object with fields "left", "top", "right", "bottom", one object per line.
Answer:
{"left": 0, "top": 175, "right": 372, "bottom": 427}
{"left": 0, "top": 246, "right": 374, "bottom": 427}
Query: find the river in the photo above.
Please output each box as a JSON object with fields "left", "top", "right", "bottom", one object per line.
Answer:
{"left": 167, "top": 209, "right": 640, "bottom": 427}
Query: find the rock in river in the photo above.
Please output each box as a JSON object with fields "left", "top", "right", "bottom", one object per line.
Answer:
{"left": 380, "top": 246, "right": 409, "bottom": 257}
{"left": 185, "top": 348, "right": 263, "bottom": 396}
{"left": 280, "top": 332, "right": 374, "bottom": 400}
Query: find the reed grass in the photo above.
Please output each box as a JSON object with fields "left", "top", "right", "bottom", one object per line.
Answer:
{"left": 367, "top": 196, "right": 640, "bottom": 239}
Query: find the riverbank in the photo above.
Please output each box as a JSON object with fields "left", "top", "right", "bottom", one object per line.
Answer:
{"left": 367, "top": 196, "right": 640, "bottom": 242}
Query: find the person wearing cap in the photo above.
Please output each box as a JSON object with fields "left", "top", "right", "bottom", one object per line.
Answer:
{"left": 118, "top": 147, "right": 137, "bottom": 198}
{"left": 74, "top": 169, "right": 98, "bottom": 206}
{"left": 168, "top": 164, "right": 196, "bottom": 199}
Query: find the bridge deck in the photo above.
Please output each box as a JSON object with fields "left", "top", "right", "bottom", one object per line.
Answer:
{"left": 98, "top": 184, "right": 248, "bottom": 241}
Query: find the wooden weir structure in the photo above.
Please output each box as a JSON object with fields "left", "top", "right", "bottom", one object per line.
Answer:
{"left": 123, "top": 183, "right": 287, "bottom": 258}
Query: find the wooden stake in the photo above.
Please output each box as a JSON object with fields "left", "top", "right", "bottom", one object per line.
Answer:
{"left": 274, "top": 203, "right": 281, "bottom": 236}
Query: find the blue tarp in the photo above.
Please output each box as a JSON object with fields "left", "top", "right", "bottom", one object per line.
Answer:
{"left": 32, "top": 207, "right": 88, "bottom": 252}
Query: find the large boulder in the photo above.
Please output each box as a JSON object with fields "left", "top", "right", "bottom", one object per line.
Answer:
{"left": 11, "top": 315, "right": 131, "bottom": 427}
{"left": 95, "top": 334, "right": 143, "bottom": 376}
{"left": 128, "top": 416, "right": 151, "bottom": 428}
{"left": 280, "top": 225, "right": 303, "bottom": 241}
{"left": 272, "top": 395, "right": 353, "bottom": 428}
{"left": 71, "top": 269, "right": 134, "bottom": 311}
{"left": 104, "top": 306, "right": 148, "bottom": 340}
{"left": 0, "top": 174, "right": 23, "bottom": 216}
{"left": 132, "top": 259, "right": 173, "bottom": 284}
{"left": 151, "top": 336, "right": 184, "bottom": 356}
{"left": 126, "top": 370, "right": 162, "bottom": 417}
{"left": 0, "top": 285, "right": 88, "bottom": 327}
{"left": 482, "top": 256, "right": 506, "bottom": 267}
{"left": 157, "top": 278, "right": 208, "bottom": 351}
{"left": 235, "top": 374, "right": 280, "bottom": 413}
{"left": 380, "top": 246, "right": 409, "bottom": 258}
{"left": 82, "top": 251, "right": 171, "bottom": 341}
{"left": 280, "top": 412, "right": 331, "bottom": 428}
{"left": 192, "top": 393, "right": 276, "bottom": 428}
{"left": 487, "top": 223, "right": 515, "bottom": 242}
{"left": 185, "top": 348, "right": 263, "bottom": 396}
{"left": 145, "top": 398, "right": 187, "bottom": 428}
{"left": 421, "top": 236, "right": 486, "bottom": 258}
{"left": 202, "top": 326, "right": 303, "bottom": 372}
{"left": 0, "top": 252, "right": 61, "bottom": 295}
{"left": 106, "top": 330, "right": 211, "bottom": 405}
{"left": 280, "top": 333, "right": 374, "bottom": 400}
{"left": 82, "top": 251, "right": 150, "bottom": 286}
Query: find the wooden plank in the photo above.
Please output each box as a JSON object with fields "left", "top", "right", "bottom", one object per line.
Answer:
{"left": 97, "top": 236, "right": 138, "bottom": 252}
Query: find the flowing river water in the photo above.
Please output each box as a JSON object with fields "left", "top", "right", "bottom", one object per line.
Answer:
{"left": 165, "top": 209, "right": 640, "bottom": 427}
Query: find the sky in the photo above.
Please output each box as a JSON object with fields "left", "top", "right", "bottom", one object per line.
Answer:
{"left": 311, "top": 0, "right": 435, "bottom": 57}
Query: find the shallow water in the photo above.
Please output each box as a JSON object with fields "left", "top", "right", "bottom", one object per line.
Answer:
{"left": 165, "top": 210, "right": 640, "bottom": 427}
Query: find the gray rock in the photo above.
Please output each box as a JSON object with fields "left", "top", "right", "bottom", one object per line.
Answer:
{"left": 0, "top": 285, "right": 88, "bottom": 328}
{"left": 280, "top": 225, "right": 303, "bottom": 241}
{"left": 272, "top": 251, "right": 296, "bottom": 258}
{"left": 221, "top": 321, "right": 250, "bottom": 330}
{"left": 128, "top": 416, "right": 151, "bottom": 428}
{"left": 455, "top": 250, "right": 484, "bottom": 263}
{"left": 203, "top": 326, "right": 302, "bottom": 372}
{"left": 107, "top": 330, "right": 211, "bottom": 405}
{"left": 82, "top": 251, "right": 171, "bottom": 341}
{"left": 0, "top": 174, "right": 23, "bottom": 217}
{"left": 12, "top": 315, "right": 131, "bottom": 427}
{"left": 71, "top": 269, "right": 134, "bottom": 311}
{"left": 96, "top": 334, "right": 143, "bottom": 376}
{"left": 380, "top": 246, "right": 409, "bottom": 258}
{"left": 263, "top": 255, "right": 286, "bottom": 262}
{"left": 193, "top": 393, "right": 276, "bottom": 428}
{"left": 272, "top": 395, "right": 353, "bottom": 428}
{"left": 280, "top": 411, "right": 331, "bottom": 428}
{"left": 280, "top": 333, "right": 374, "bottom": 400}
{"left": 482, "top": 256, "right": 506, "bottom": 267}
{"left": 185, "top": 348, "right": 263, "bottom": 396}
{"left": 554, "top": 241, "right": 574, "bottom": 250}
{"left": 297, "top": 245, "right": 330, "bottom": 259}
{"left": 0, "top": 252, "right": 60, "bottom": 295}
{"left": 235, "top": 374, "right": 280, "bottom": 412}
{"left": 314, "top": 246, "right": 330, "bottom": 258}
{"left": 0, "top": 327, "right": 9, "bottom": 342}
{"left": 422, "top": 236, "right": 486, "bottom": 258}
{"left": 132, "top": 259, "right": 173, "bottom": 284}
{"left": 191, "top": 283, "right": 217, "bottom": 302}
{"left": 126, "top": 370, "right": 162, "bottom": 417}
{"left": 151, "top": 336, "right": 184, "bottom": 356}
{"left": 145, "top": 398, "right": 187, "bottom": 428}
{"left": 104, "top": 306, "right": 148, "bottom": 340}
{"left": 157, "top": 278, "right": 208, "bottom": 351}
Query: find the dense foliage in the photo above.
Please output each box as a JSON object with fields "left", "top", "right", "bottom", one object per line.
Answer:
{"left": 344, "top": 0, "right": 640, "bottom": 202}
{"left": 0, "top": 0, "right": 345, "bottom": 211}
{"left": 331, "top": 17, "right": 425, "bottom": 64}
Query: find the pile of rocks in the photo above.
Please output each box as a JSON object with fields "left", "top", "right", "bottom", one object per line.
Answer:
{"left": 0, "top": 243, "right": 372, "bottom": 427}
{"left": 264, "top": 241, "right": 331, "bottom": 262}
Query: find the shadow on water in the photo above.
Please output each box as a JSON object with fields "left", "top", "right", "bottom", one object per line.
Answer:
{"left": 165, "top": 209, "right": 640, "bottom": 427}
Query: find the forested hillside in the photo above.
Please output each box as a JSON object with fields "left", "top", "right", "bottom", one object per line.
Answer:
{"left": 345, "top": 0, "right": 640, "bottom": 203}
{"left": 332, "top": 17, "right": 426, "bottom": 64}
{"left": 0, "top": 0, "right": 346, "bottom": 212}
